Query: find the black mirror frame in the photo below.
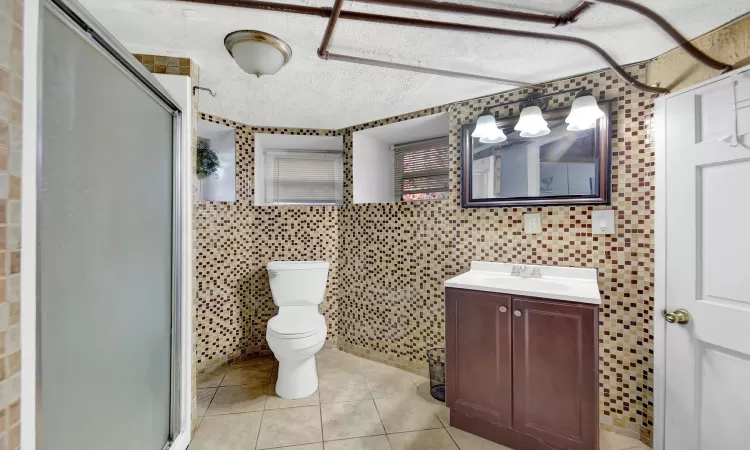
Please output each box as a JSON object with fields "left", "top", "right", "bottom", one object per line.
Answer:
{"left": 460, "top": 100, "right": 613, "bottom": 208}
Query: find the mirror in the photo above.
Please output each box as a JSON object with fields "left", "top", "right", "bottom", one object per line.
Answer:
{"left": 197, "top": 119, "right": 236, "bottom": 202}
{"left": 461, "top": 102, "right": 611, "bottom": 208}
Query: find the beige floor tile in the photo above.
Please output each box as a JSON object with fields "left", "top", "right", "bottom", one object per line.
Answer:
{"left": 197, "top": 367, "right": 228, "bottom": 389}
{"left": 407, "top": 373, "right": 430, "bottom": 385}
{"left": 266, "top": 444, "right": 323, "bottom": 450}
{"left": 257, "top": 405, "right": 323, "bottom": 449}
{"left": 197, "top": 388, "right": 217, "bottom": 417}
{"left": 414, "top": 378, "right": 448, "bottom": 407}
{"left": 364, "top": 372, "right": 417, "bottom": 399}
{"left": 600, "top": 430, "right": 646, "bottom": 450}
{"left": 265, "top": 383, "right": 320, "bottom": 410}
{"left": 324, "top": 435, "right": 392, "bottom": 450}
{"left": 321, "top": 400, "right": 385, "bottom": 441}
{"left": 189, "top": 411, "right": 263, "bottom": 450}
{"left": 318, "top": 352, "right": 362, "bottom": 378}
{"left": 446, "top": 427, "right": 512, "bottom": 450}
{"left": 221, "top": 363, "right": 274, "bottom": 386}
{"left": 387, "top": 429, "right": 458, "bottom": 450}
{"left": 374, "top": 396, "right": 443, "bottom": 433}
{"left": 320, "top": 374, "right": 372, "bottom": 403}
{"left": 206, "top": 385, "right": 267, "bottom": 415}
{"left": 435, "top": 406, "right": 450, "bottom": 427}
{"left": 235, "top": 355, "right": 277, "bottom": 366}
{"left": 359, "top": 359, "right": 408, "bottom": 376}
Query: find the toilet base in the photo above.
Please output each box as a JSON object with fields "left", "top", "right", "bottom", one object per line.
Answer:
{"left": 275, "top": 356, "right": 319, "bottom": 399}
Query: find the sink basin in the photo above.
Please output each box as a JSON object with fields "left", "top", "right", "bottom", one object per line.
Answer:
{"left": 444, "top": 261, "right": 601, "bottom": 305}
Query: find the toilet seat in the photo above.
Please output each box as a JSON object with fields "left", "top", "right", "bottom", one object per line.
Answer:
{"left": 267, "top": 312, "right": 326, "bottom": 339}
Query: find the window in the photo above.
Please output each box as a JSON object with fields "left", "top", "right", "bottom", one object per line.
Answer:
{"left": 265, "top": 150, "right": 343, "bottom": 205}
{"left": 393, "top": 137, "right": 450, "bottom": 201}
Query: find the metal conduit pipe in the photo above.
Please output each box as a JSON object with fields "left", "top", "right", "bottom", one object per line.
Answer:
{"left": 349, "top": 0, "right": 581, "bottom": 26}
{"left": 320, "top": 52, "right": 540, "bottom": 88}
{"left": 180, "top": 0, "right": 670, "bottom": 93}
{"left": 318, "top": 0, "right": 345, "bottom": 56}
{"left": 318, "top": 8, "right": 668, "bottom": 93}
{"left": 588, "top": 0, "right": 732, "bottom": 72}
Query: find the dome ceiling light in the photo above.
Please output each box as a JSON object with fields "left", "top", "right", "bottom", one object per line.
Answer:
{"left": 224, "top": 30, "right": 292, "bottom": 78}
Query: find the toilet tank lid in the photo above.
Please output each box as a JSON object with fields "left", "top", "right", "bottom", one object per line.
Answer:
{"left": 268, "top": 261, "right": 330, "bottom": 271}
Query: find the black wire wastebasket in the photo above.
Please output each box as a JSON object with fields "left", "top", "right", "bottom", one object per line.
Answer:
{"left": 427, "top": 347, "right": 446, "bottom": 402}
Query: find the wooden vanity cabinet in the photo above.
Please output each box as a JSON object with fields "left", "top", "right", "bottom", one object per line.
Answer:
{"left": 446, "top": 288, "right": 599, "bottom": 450}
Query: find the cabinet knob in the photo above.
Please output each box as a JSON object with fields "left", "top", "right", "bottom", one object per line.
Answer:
{"left": 514, "top": 310, "right": 522, "bottom": 317}
{"left": 499, "top": 306, "right": 507, "bottom": 313}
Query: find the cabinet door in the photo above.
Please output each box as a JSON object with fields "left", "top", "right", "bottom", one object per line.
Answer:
{"left": 446, "top": 288, "right": 512, "bottom": 427}
{"left": 512, "top": 297, "right": 599, "bottom": 450}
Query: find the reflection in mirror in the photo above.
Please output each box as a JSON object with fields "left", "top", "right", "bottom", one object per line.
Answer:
{"left": 462, "top": 103, "right": 611, "bottom": 208}
{"left": 197, "top": 119, "right": 236, "bottom": 202}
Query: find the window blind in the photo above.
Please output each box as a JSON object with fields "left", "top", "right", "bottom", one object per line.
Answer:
{"left": 265, "top": 150, "right": 343, "bottom": 205}
{"left": 393, "top": 137, "right": 450, "bottom": 200}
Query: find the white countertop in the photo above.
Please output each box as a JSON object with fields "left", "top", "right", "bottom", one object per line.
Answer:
{"left": 444, "top": 261, "right": 602, "bottom": 305}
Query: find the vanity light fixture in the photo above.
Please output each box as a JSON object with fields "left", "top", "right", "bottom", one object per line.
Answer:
{"left": 471, "top": 87, "right": 605, "bottom": 141}
{"left": 224, "top": 30, "right": 292, "bottom": 77}
{"left": 565, "top": 90, "right": 605, "bottom": 131}
{"left": 472, "top": 111, "right": 507, "bottom": 143}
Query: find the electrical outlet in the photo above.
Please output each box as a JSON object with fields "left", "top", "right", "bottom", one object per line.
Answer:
{"left": 524, "top": 213, "right": 542, "bottom": 234}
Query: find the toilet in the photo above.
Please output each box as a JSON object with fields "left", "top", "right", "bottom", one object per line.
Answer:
{"left": 266, "top": 260, "right": 329, "bottom": 399}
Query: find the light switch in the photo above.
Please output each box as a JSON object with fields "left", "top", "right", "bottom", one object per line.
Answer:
{"left": 524, "top": 213, "right": 542, "bottom": 234}
{"left": 592, "top": 209, "right": 615, "bottom": 235}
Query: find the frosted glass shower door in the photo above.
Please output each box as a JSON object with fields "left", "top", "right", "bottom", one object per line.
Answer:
{"left": 39, "top": 4, "right": 179, "bottom": 450}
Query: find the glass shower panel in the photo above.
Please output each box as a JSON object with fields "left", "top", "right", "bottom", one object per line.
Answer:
{"left": 40, "top": 7, "right": 175, "bottom": 450}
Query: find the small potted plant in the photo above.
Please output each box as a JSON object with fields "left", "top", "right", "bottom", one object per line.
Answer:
{"left": 197, "top": 139, "right": 221, "bottom": 179}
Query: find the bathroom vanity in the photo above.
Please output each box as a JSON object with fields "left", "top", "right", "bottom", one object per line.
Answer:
{"left": 444, "top": 262, "right": 601, "bottom": 450}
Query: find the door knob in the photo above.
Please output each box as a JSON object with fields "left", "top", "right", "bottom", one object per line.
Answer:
{"left": 662, "top": 308, "right": 690, "bottom": 325}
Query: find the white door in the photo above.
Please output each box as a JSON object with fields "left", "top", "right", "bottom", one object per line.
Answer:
{"left": 661, "top": 69, "right": 750, "bottom": 450}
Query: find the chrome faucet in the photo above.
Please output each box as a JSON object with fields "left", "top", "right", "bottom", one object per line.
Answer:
{"left": 511, "top": 264, "right": 526, "bottom": 277}
{"left": 511, "top": 264, "right": 542, "bottom": 278}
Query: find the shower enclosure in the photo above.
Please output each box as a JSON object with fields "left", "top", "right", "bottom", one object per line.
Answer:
{"left": 36, "top": 1, "right": 189, "bottom": 449}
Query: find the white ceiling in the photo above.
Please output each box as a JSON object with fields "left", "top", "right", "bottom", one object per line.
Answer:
{"left": 80, "top": 0, "right": 748, "bottom": 129}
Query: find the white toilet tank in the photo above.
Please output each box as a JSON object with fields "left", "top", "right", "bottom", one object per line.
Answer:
{"left": 267, "top": 261, "right": 330, "bottom": 306}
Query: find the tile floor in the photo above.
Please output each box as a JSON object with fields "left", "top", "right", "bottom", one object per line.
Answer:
{"left": 193, "top": 349, "right": 648, "bottom": 450}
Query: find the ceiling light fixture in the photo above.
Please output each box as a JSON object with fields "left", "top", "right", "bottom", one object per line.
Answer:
{"left": 565, "top": 90, "right": 605, "bottom": 131}
{"left": 224, "top": 30, "right": 292, "bottom": 78}
{"left": 472, "top": 112, "right": 507, "bottom": 144}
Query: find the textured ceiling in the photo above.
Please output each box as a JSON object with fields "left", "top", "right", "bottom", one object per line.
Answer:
{"left": 80, "top": 0, "right": 748, "bottom": 129}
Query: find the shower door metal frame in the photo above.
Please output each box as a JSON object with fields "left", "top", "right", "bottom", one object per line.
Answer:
{"left": 35, "top": 0, "right": 189, "bottom": 449}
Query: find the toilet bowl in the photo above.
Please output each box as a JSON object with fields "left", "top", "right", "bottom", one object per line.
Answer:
{"left": 266, "top": 261, "right": 329, "bottom": 399}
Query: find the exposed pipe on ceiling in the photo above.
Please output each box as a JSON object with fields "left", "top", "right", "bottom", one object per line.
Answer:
{"left": 588, "top": 0, "right": 732, "bottom": 72}
{"left": 313, "top": 4, "right": 667, "bottom": 93}
{"left": 348, "top": 0, "right": 590, "bottom": 26}
{"left": 180, "top": 0, "right": 735, "bottom": 93}
{"left": 320, "top": 52, "right": 541, "bottom": 88}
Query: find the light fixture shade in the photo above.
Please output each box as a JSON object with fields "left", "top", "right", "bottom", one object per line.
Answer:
{"left": 566, "top": 95, "right": 604, "bottom": 130}
{"left": 515, "top": 106, "right": 549, "bottom": 137}
{"left": 566, "top": 121, "right": 597, "bottom": 132}
{"left": 480, "top": 128, "right": 507, "bottom": 144}
{"left": 472, "top": 114, "right": 500, "bottom": 137}
{"left": 225, "top": 30, "right": 292, "bottom": 77}
{"left": 519, "top": 128, "right": 551, "bottom": 138}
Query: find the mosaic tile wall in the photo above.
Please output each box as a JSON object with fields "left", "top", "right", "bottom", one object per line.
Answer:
{"left": 0, "top": 0, "right": 22, "bottom": 448}
{"left": 336, "top": 65, "right": 656, "bottom": 445}
{"left": 195, "top": 113, "right": 341, "bottom": 373}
